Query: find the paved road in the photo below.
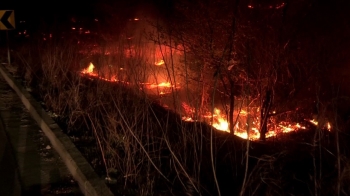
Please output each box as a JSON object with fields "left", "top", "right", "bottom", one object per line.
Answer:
{"left": 0, "top": 74, "right": 82, "bottom": 195}
{"left": 0, "top": 106, "right": 21, "bottom": 196}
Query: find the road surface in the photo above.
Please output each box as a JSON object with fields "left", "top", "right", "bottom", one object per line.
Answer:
{"left": 0, "top": 72, "right": 82, "bottom": 195}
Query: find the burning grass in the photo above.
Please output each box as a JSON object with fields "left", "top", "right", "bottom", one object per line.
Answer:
{"left": 80, "top": 61, "right": 330, "bottom": 141}
{"left": 8, "top": 31, "right": 350, "bottom": 196}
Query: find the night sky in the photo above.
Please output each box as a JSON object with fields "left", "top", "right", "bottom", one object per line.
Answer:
{"left": 0, "top": 0, "right": 174, "bottom": 35}
{"left": 1, "top": 0, "right": 169, "bottom": 20}
{"left": 1, "top": 0, "right": 350, "bottom": 50}
{"left": 1, "top": 0, "right": 347, "bottom": 34}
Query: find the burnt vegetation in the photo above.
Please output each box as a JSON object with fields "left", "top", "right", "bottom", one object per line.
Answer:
{"left": 2, "top": 0, "right": 350, "bottom": 195}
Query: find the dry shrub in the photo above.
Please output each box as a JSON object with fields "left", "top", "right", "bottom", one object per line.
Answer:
{"left": 13, "top": 31, "right": 350, "bottom": 196}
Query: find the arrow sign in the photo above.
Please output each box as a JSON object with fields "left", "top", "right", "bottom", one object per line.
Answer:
{"left": 0, "top": 10, "right": 15, "bottom": 30}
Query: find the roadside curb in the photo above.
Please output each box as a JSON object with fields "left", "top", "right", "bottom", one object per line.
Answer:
{"left": 0, "top": 64, "right": 113, "bottom": 196}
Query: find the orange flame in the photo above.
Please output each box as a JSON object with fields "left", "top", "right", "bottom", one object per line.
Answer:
{"left": 148, "top": 82, "right": 171, "bottom": 89}
{"left": 327, "top": 122, "right": 331, "bottom": 131}
{"left": 182, "top": 106, "right": 308, "bottom": 140}
{"left": 146, "top": 82, "right": 180, "bottom": 89}
{"left": 81, "top": 62, "right": 98, "bottom": 76}
{"left": 309, "top": 119, "right": 318, "bottom": 126}
{"left": 212, "top": 108, "right": 229, "bottom": 131}
{"left": 80, "top": 61, "right": 317, "bottom": 141}
{"left": 80, "top": 63, "right": 179, "bottom": 92}
{"left": 155, "top": 60, "right": 165, "bottom": 66}
{"left": 308, "top": 119, "right": 331, "bottom": 131}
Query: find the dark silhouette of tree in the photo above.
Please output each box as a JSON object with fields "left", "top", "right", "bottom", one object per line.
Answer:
{"left": 163, "top": 0, "right": 350, "bottom": 141}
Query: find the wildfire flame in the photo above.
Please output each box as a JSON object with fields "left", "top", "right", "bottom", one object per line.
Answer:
{"left": 80, "top": 62, "right": 179, "bottom": 92}
{"left": 81, "top": 62, "right": 98, "bottom": 77}
{"left": 155, "top": 60, "right": 165, "bottom": 66}
{"left": 309, "top": 119, "right": 318, "bottom": 126}
{"left": 149, "top": 82, "right": 172, "bottom": 88}
{"left": 327, "top": 122, "right": 331, "bottom": 130}
{"left": 211, "top": 108, "right": 229, "bottom": 131}
{"left": 80, "top": 62, "right": 331, "bottom": 140}
{"left": 182, "top": 106, "right": 331, "bottom": 140}
{"left": 308, "top": 119, "right": 331, "bottom": 131}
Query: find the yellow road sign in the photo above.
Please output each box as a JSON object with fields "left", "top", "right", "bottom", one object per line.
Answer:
{"left": 0, "top": 10, "right": 15, "bottom": 30}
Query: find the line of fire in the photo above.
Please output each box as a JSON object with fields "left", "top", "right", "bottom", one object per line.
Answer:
{"left": 78, "top": 15, "right": 331, "bottom": 141}
{"left": 5, "top": 0, "right": 350, "bottom": 195}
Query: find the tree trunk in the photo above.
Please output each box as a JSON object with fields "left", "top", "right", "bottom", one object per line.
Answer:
{"left": 260, "top": 88, "right": 272, "bottom": 141}
{"left": 229, "top": 78, "right": 235, "bottom": 134}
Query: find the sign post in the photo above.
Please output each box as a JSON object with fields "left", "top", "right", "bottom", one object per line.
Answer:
{"left": 0, "top": 10, "right": 15, "bottom": 66}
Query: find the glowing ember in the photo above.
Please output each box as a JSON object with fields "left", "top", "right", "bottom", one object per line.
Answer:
{"left": 182, "top": 117, "right": 194, "bottom": 121}
{"left": 307, "top": 119, "right": 332, "bottom": 131}
{"left": 327, "top": 122, "right": 331, "bottom": 131}
{"left": 276, "top": 2, "right": 286, "bottom": 9}
{"left": 155, "top": 60, "right": 165, "bottom": 66}
{"left": 309, "top": 119, "right": 318, "bottom": 126}
{"left": 279, "top": 125, "right": 293, "bottom": 132}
